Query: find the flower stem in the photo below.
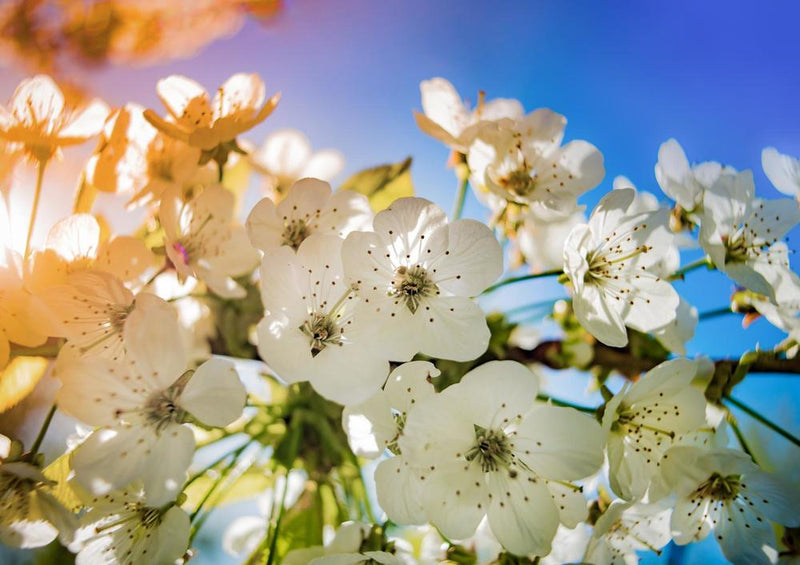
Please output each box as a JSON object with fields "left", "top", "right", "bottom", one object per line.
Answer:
{"left": 482, "top": 269, "right": 563, "bottom": 295}
{"left": 349, "top": 451, "right": 376, "bottom": 523}
{"left": 265, "top": 472, "right": 290, "bottom": 565}
{"left": 698, "top": 306, "right": 734, "bottom": 321}
{"left": 728, "top": 415, "right": 759, "bottom": 465}
{"left": 189, "top": 442, "right": 250, "bottom": 538}
{"left": 506, "top": 298, "right": 560, "bottom": 316}
{"left": 451, "top": 176, "right": 469, "bottom": 221}
{"left": 24, "top": 159, "right": 48, "bottom": 258}
{"left": 668, "top": 256, "right": 712, "bottom": 281}
{"left": 537, "top": 394, "right": 596, "bottom": 414}
{"left": 29, "top": 404, "right": 56, "bottom": 456}
{"left": 185, "top": 439, "right": 250, "bottom": 488}
{"left": 726, "top": 396, "right": 800, "bottom": 447}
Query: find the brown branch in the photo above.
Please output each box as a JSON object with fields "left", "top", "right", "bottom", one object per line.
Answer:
{"left": 509, "top": 340, "right": 800, "bottom": 380}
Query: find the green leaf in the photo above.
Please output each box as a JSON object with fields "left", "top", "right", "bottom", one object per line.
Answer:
{"left": 275, "top": 485, "right": 325, "bottom": 556}
{"left": 340, "top": 157, "right": 414, "bottom": 211}
{"left": 183, "top": 465, "right": 273, "bottom": 509}
{"left": 0, "top": 356, "right": 49, "bottom": 412}
{"left": 41, "top": 452, "right": 83, "bottom": 512}
{"left": 222, "top": 152, "right": 254, "bottom": 214}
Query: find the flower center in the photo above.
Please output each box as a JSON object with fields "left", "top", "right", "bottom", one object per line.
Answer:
{"left": 386, "top": 412, "right": 407, "bottom": 456}
{"left": 722, "top": 231, "right": 750, "bottom": 263}
{"left": 465, "top": 425, "right": 514, "bottom": 473}
{"left": 694, "top": 472, "right": 742, "bottom": 501}
{"left": 172, "top": 241, "right": 191, "bottom": 266}
{"left": 391, "top": 265, "right": 438, "bottom": 314}
{"left": 145, "top": 388, "right": 186, "bottom": 431}
{"left": 300, "top": 312, "right": 341, "bottom": 357}
{"left": 498, "top": 167, "right": 537, "bottom": 200}
{"left": 282, "top": 219, "right": 311, "bottom": 250}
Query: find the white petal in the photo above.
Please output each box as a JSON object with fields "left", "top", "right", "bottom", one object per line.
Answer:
{"left": 715, "top": 500, "right": 776, "bottom": 565}
{"left": 342, "top": 392, "right": 394, "bottom": 458}
{"left": 486, "top": 470, "right": 559, "bottom": 556}
{"left": 429, "top": 219, "right": 502, "bottom": 296}
{"left": 382, "top": 360, "right": 438, "bottom": 414}
{"left": 417, "top": 296, "right": 490, "bottom": 361}
{"left": 419, "top": 78, "right": 469, "bottom": 139}
{"left": 420, "top": 460, "right": 488, "bottom": 540}
{"left": 742, "top": 469, "right": 800, "bottom": 526}
{"left": 572, "top": 283, "right": 628, "bottom": 347}
{"left": 308, "top": 344, "right": 389, "bottom": 406}
{"left": 447, "top": 360, "right": 538, "bottom": 430}
{"left": 372, "top": 198, "right": 448, "bottom": 257}
{"left": 45, "top": 214, "right": 100, "bottom": 262}
{"left": 148, "top": 506, "right": 191, "bottom": 564}
{"left": 56, "top": 357, "right": 143, "bottom": 426}
{"left": 375, "top": 457, "right": 427, "bottom": 525}
{"left": 179, "top": 357, "right": 246, "bottom": 427}
{"left": 515, "top": 405, "right": 604, "bottom": 481}
{"left": 58, "top": 99, "right": 109, "bottom": 142}
{"left": 547, "top": 480, "right": 588, "bottom": 528}
{"left": 124, "top": 292, "right": 188, "bottom": 387}
{"left": 762, "top": 147, "right": 800, "bottom": 198}
{"left": 302, "top": 150, "right": 346, "bottom": 181}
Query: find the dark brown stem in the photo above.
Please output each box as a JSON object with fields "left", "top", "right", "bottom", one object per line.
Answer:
{"left": 508, "top": 340, "right": 800, "bottom": 379}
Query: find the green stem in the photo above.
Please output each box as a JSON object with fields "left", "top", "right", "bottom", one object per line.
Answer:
{"left": 505, "top": 298, "right": 560, "bottom": 316}
{"left": 728, "top": 416, "right": 759, "bottom": 465}
{"left": 451, "top": 176, "right": 469, "bottom": 221}
{"left": 265, "top": 472, "right": 290, "bottom": 565}
{"left": 24, "top": 159, "right": 47, "bottom": 258}
{"left": 185, "top": 440, "right": 250, "bottom": 488}
{"left": 349, "top": 452, "right": 376, "bottom": 523}
{"left": 537, "top": 394, "right": 596, "bottom": 414}
{"left": 668, "top": 257, "right": 712, "bottom": 281}
{"left": 482, "top": 269, "right": 563, "bottom": 295}
{"left": 698, "top": 306, "right": 734, "bottom": 321}
{"left": 29, "top": 404, "right": 57, "bottom": 456}
{"left": 10, "top": 338, "right": 64, "bottom": 359}
{"left": 189, "top": 443, "right": 250, "bottom": 538}
{"left": 726, "top": 396, "right": 800, "bottom": 448}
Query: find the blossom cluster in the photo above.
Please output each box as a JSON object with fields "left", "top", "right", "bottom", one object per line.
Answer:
{"left": 0, "top": 69, "right": 798, "bottom": 565}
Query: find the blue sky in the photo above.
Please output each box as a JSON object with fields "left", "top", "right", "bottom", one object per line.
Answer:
{"left": 2, "top": 2, "right": 799, "bottom": 563}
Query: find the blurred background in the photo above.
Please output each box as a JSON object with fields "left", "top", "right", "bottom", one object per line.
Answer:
{"left": 1, "top": 1, "right": 798, "bottom": 563}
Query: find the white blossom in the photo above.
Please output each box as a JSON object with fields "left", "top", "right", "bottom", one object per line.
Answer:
{"left": 602, "top": 358, "right": 707, "bottom": 501}
{"left": 762, "top": 146, "right": 800, "bottom": 204}
{"left": 85, "top": 103, "right": 214, "bottom": 207}
{"left": 160, "top": 184, "right": 259, "bottom": 298}
{"left": 57, "top": 333, "right": 246, "bottom": 504}
{"left": 563, "top": 187, "right": 680, "bottom": 347}
{"left": 0, "top": 442, "right": 77, "bottom": 549}
{"left": 43, "top": 269, "right": 181, "bottom": 364}
{"left": 0, "top": 248, "right": 49, "bottom": 369}
{"left": 73, "top": 486, "right": 189, "bottom": 565}
{"left": 396, "top": 361, "right": 603, "bottom": 556}
{"left": 344, "top": 361, "right": 439, "bottom": 524}
{"left": 653, "top": 446, "right": 800, "bottom": 565}
{"left": 655, "top": 138, "right": 732, "bottom": 213}
{"left": 249, "top": 129, "right": 345, "bottom": 197}
{"left": 0, "top": 74, "right": 108, "bottom": 162}
{"left": 143, "top": 73, "right": 279, "bottom": 152}
{"left": 700, "top": 170, "right": 800, "bottom": 300}
{"left": 342, "top": 197, "right": 502, "bottom": 362}
{"left": 256, "top": 234, "right": 389, "bottom": 405}
{"left": 516, "top": 208, "right": 586, "bottom": 272}
{"left": 246, "top": 178, "right": 372, "bottom": 253}
{"left": 584, "top": 499, "right": 672, "bottom": 565}
{"left": 468, "top": 108, "right": 604, "bottom": 215}
{"left": 414, "top": 77, "right": 523, "bottom": 154}
{"left": 284, "top": 522, "right": 400, "bottom": 565}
